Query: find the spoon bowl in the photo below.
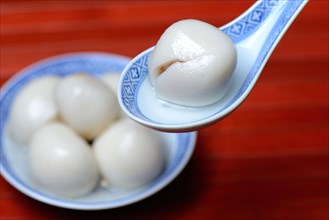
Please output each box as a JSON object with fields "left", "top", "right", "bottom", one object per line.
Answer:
{"left": 118, "top": 0, "right": 308, "bottom": 132}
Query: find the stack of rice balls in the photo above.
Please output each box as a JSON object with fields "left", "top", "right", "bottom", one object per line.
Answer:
{"left": 8, "top": 73, "right": 166, "bottom": 198}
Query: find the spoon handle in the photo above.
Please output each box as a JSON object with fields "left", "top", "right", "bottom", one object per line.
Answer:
{"left": 221, "top": 0, "right": 308, "bottom": 44}
{"left": 221, "top": 0, "right": 308, "bottom": 110}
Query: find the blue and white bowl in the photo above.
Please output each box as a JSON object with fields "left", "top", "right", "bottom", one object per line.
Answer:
{"left": 0, "top": 52, "right": 197, "bottom": 210}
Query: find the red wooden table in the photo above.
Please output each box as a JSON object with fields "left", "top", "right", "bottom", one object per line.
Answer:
{"left": 1, "top": 1, "right": 328, "bottom": 219}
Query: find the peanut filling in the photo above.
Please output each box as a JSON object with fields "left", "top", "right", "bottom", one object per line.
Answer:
{"left": 157, "top": 59, "right": 185, "bottom": 75}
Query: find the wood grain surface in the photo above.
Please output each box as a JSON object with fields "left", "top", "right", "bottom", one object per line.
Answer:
{"left": 1, "top": 1, "right": 328, "bottom": 220}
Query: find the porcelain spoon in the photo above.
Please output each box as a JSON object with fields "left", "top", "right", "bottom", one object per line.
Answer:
{"left": 118, "top": 0, "right": 308, "bottom": 132}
